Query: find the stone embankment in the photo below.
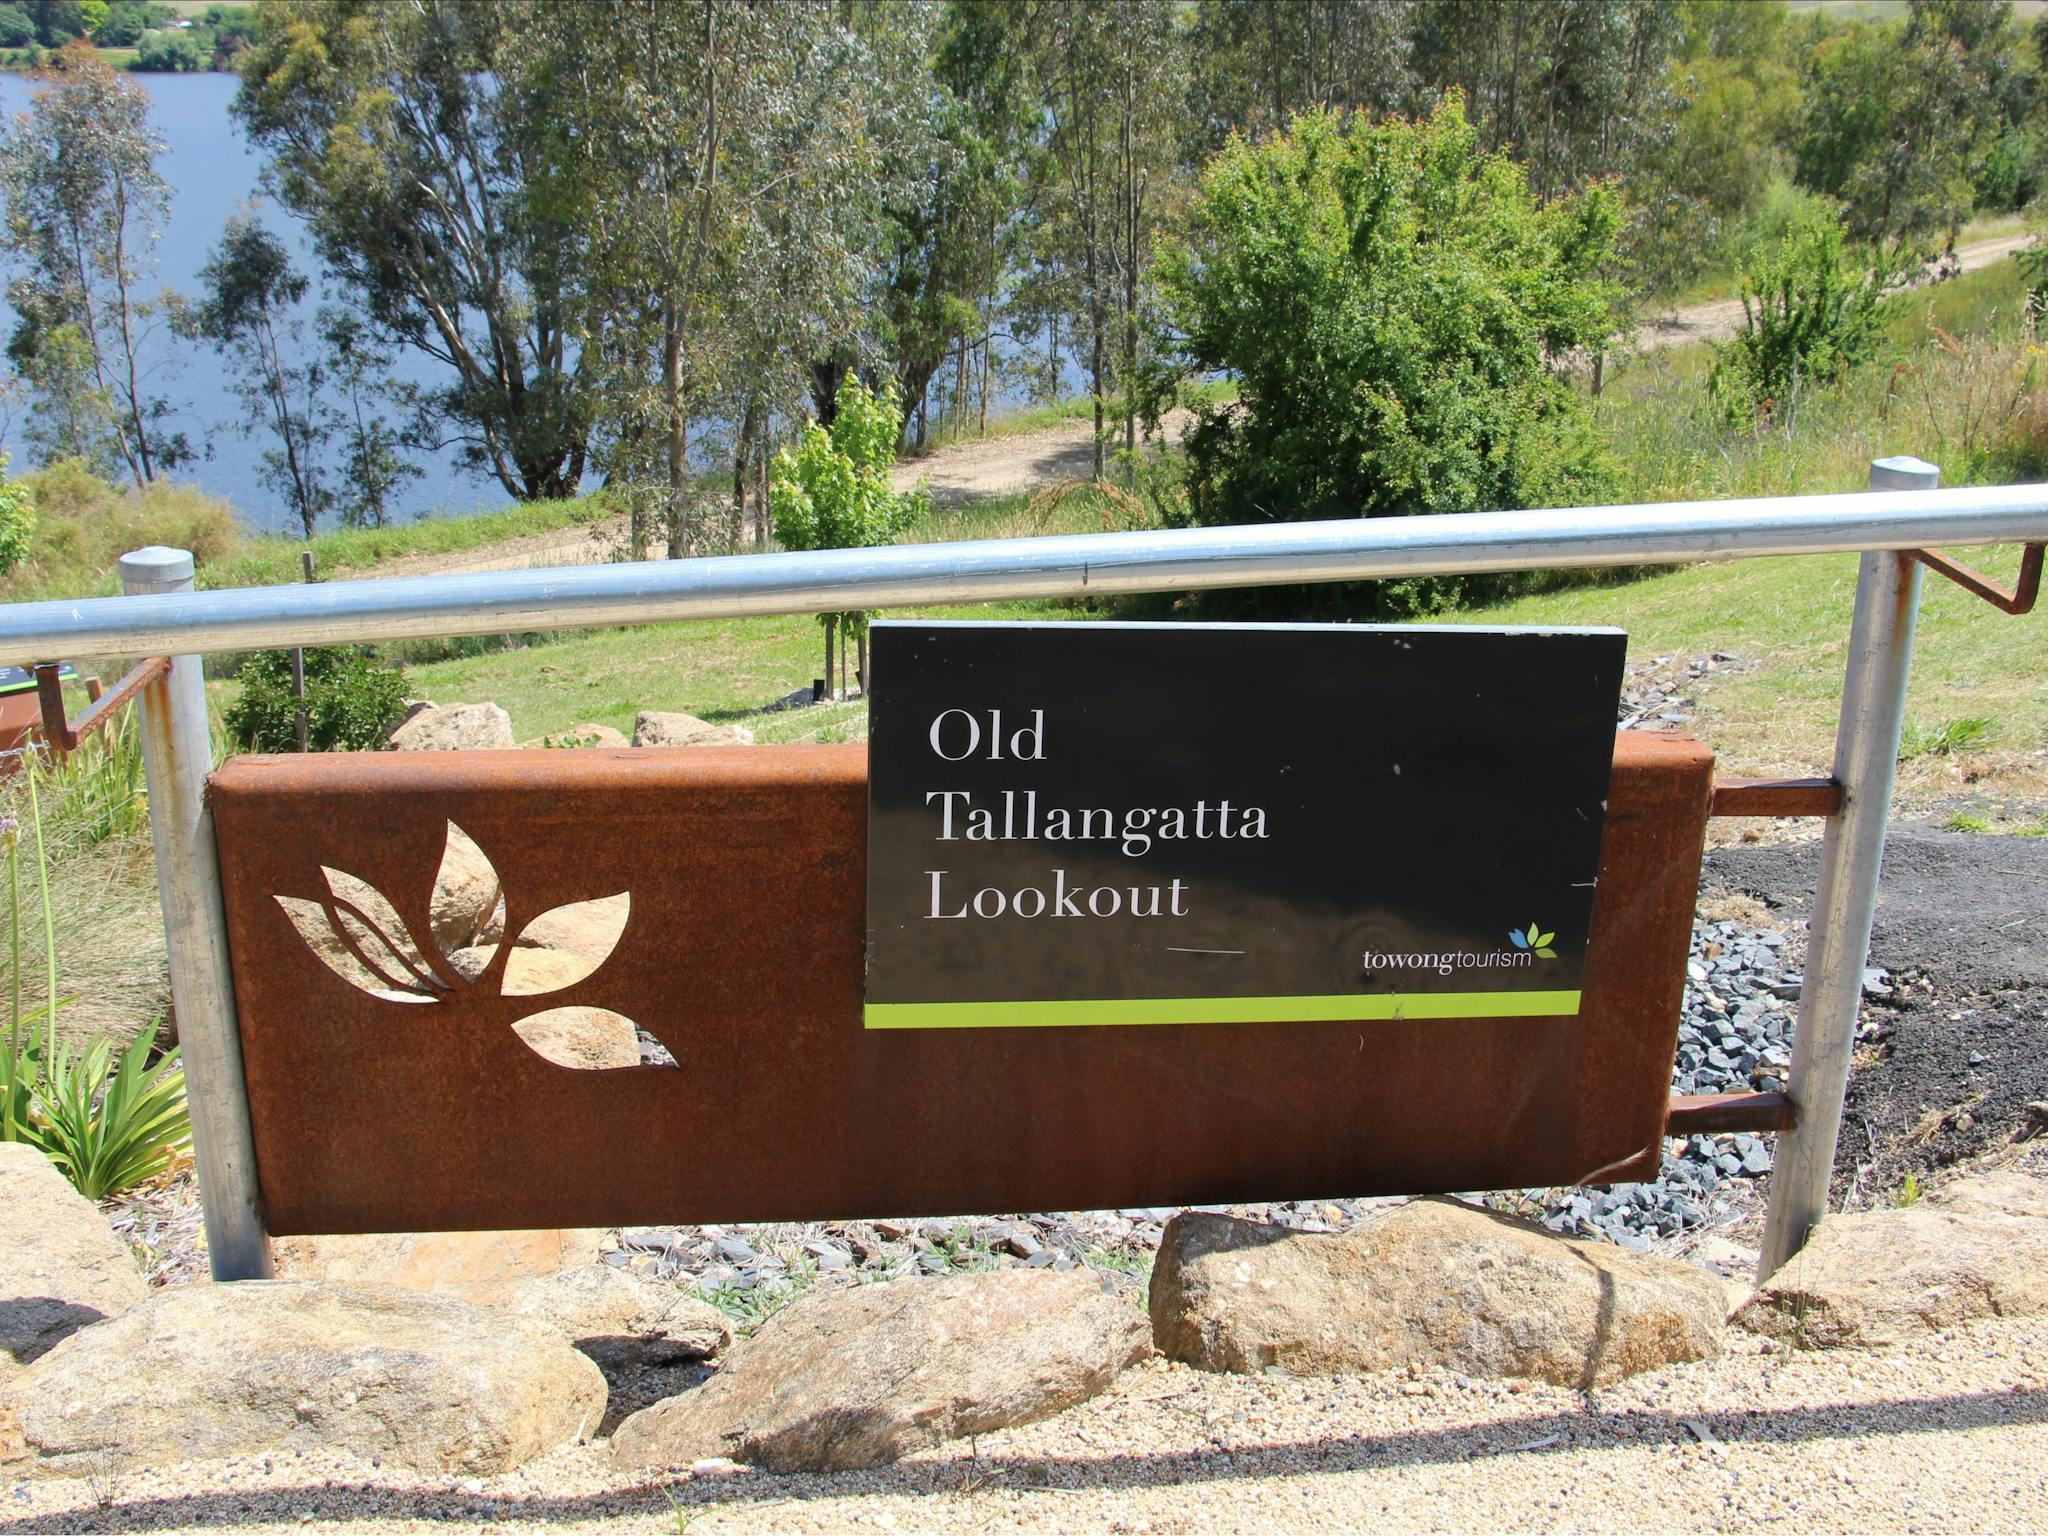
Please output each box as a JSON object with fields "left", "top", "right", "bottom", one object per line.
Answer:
{"left": 5, "top": 1136, "right": 2045, "bottom": 1483}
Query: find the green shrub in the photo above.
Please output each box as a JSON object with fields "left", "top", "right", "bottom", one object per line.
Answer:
{"left": 770, "top": 376, "right": 928, "bottom": 553}
{"left": 3, "top": 773, "right": 188, "bottom": 1201}
{"left": 1709, "top": 217, "right": 1906, "bottom": 426}
{"left": 0, "top": 453, "right": 35, "bottom": 576}
{"left": 223, "top": 646, "right": 410, "bottom": 753}
{"left": 1151, "top": 98, "right": 1620, "bottom": 618}
{"left": 1, "top": 459, "right": 242, "bottom": 601}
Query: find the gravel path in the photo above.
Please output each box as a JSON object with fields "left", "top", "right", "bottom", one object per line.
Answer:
{"left": 9, "top": 1305, "right": 2045, "bottom": 1534}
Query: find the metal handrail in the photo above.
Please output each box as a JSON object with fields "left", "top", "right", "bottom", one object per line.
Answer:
{"left": 15, "top": 464, "right": 2045, "bottom": 1289}
{"left": 2, "top": 482, "right": 2047, "bottom": 662}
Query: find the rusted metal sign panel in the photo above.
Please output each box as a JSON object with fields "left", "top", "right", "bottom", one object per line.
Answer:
{"left": 210, "top": 732, "right": 1712, "bottom": 1236}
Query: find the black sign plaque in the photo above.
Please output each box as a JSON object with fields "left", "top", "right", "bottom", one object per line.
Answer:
{"left": 864, "top": 621, "right": 1626, "bottom": 1030}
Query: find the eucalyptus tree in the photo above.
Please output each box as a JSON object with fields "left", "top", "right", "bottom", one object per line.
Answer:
{"left": 1187, "top": 0, "right": 1415, "bottom": 154}
{"left": 1797, "top": 0, "right": 2021, "bottom": 249}
{"left": 235, "top": 0, "right": 591, "bottom": 501}
{"left": 1019, "top": 0, "right": 1188, "bottom": 479}
{"left": 321, "top": 308, "right": 419, "bottom": 531}
{"left": 514, "top": 0, "right": 885, "bottom": 556}
{"left": 191, "top": 215, "right": 332, "bottom": 537}
{"left": 1408, "top": 1, "right": 1685, "bottom": 200}
{"left": 0, "top": 44, "right": 188, "bottom": 484}
{"left": 867, "top": 0, "right": 1029, "bottom": 450}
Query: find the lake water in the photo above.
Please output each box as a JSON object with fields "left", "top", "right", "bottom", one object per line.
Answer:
{"left": 0, "top": 71, "right": 514, "bottom": 533}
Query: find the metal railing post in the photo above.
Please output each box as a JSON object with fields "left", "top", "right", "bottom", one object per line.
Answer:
{"left": 1758, "top": 457, "right": 1934, "bottom": 1279}
{"left": 120, "top": 547, "right": 273, "bottom": 1281}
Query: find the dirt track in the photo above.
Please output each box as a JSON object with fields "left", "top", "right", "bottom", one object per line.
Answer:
{"left": 350, "top": 233, "right": 2030, "bottom": 580}
{"left": 1632, "top": 232, "right": 2030, "bottom": 352}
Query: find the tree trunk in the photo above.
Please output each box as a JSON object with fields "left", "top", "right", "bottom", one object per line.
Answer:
{"left": 731, "top": 396, "right": 757, "bottom": 546}
{"left": 954, "top": 336, "right": 968, "bottom": 439}
{"left": 664, "top": 301, "right": 688, "bottom": 559}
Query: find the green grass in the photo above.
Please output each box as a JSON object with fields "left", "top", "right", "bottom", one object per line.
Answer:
{"left": 375, "top": 528, "right": 2044, "bottom": 782}
{"left": 388, "top": 597, "right": 1095, "bottom": 747}
{"left": 201, "top": 495, "right": 609, "bottom": 588}
{"left": 1597, "top": 257, "right": 2040, "bottom": 507}
{"left": 1446, "top": 545, "right": 2043, "bottom": 775}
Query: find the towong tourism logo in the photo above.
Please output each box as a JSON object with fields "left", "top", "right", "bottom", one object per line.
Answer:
{"left": 1360, "top": 922, "right": 1560, "bottom": 979}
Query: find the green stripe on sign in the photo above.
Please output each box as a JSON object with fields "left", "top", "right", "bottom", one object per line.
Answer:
{"left": 863, "top": 991, "right": 1583, "bottom": 1030}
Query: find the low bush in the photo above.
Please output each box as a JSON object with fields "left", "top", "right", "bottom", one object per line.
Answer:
{"left": 1152, "top": 98, "right": 1621, "bottom": 618}
{"left": 0, "top": 454, "right": 34, "bottom": 576}
{"left": 31, "top": 1033, "right": 191, "bottom": 1200}
{"left": 1709, "top": 217, "right": 1907, "bottom": 426}
{"left": 223, "top": 646, "right": 411, "bottom": 753}
{"left": 0, "top": 459, "right": 243, "bottom": 601}
{"left": 1, "top": 779, "right": 188, "bottom": 1200}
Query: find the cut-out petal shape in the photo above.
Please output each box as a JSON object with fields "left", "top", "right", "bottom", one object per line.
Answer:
{"left": 276, "top": 896, "right": 436, "bottom": 1004}
{"left": 431, "top": 821, "right": 503, "bottom": 968}
{"left": 504, "top": 893, "right": 630, "bottom": 995}
{"left": 321, "top": 866, "right": 443, "bottom": 991}
{"left": 511, "top": 1007, "right": 665, "bottom": 1070}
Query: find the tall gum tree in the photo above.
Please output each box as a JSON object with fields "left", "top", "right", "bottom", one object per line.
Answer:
{"left": 234, "top": 0, "right": 589, "bottom": 501}
{"left": 515, "top": 0, "right": 883, "bottom": 557}
{"left": 0, "top": 43, "right": 188, "bottom": 485}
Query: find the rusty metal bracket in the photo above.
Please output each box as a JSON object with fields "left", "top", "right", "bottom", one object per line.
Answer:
{"left": 1667, "top": 1092, "right": 1796, "bottom": 1137}
{"left": 34, "top": 657, "right": 169, "bottom": 755}
{"left": 1709, "top": 777, "right": 1841, "bottom": 819}
{"left": 1909, "top": 542, "right": 2043, "bottom": 615}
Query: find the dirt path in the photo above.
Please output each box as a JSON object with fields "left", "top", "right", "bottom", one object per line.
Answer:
{"left": 332, "top": 518, "right": 625, "bottom": 583}
{"left": 1632, "top": 232, "right": 2031, "bottom": 353}
{"left": 890, "top": 406, "right": 1194, "bottom": 507}
{"left": 355, "top": 234, "right": 2032, "bottom": 579}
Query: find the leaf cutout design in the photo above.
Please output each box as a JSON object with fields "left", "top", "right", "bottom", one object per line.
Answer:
{"left": 510, "top": 1007, "right": 666, "bottom": 1071}
{"left": 275, "top": 897, "right": 436, "bottom": 1004}
{"left": 431, "top": 821, "right": 504, "bottom": 971}
{"left": 321, "top": 866, "right": 444, "bottom": 992}
{"left": 1508, "top": 929, "right": 1529, "bottom": 950}
{"left": 503, "top": 892, "right": 630, "bottom": 996}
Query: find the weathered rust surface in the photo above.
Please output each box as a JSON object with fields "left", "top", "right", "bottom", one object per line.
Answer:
{"left": 1709, "top": 776, "right": 1841, "bottom": 819}
{"left": 1911, "top": 541, "right": 2043, "bottom": 616}
{"left": 1666, "top": 1092, "right": 1795, "bottom": 1136}
{"left": 210, "top": 730, "right": 1714, "bottom": 1235}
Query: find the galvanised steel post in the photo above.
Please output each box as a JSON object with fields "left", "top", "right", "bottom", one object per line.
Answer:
{"left": 1758, "top": 457, "right": 1935, "bottom": 1279}
{"left": 120, "top": 547, "right": 273, "bottom": 1282}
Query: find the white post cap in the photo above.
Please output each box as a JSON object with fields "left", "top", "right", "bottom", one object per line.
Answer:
{"left": 1869, "top": 456, "right": 1941, "bottom": 491}
{"left": 118, "top": 546, "right": 197, "bottom": 594}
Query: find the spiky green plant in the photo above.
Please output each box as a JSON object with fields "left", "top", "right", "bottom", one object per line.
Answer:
{"left": 30, "top": 1034, "right": 190, "bottom": 1200}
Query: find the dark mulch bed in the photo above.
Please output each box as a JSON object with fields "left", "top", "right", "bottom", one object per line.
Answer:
{"left": 1704, "top": 824, "right": 2048, "bottom": 1207}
